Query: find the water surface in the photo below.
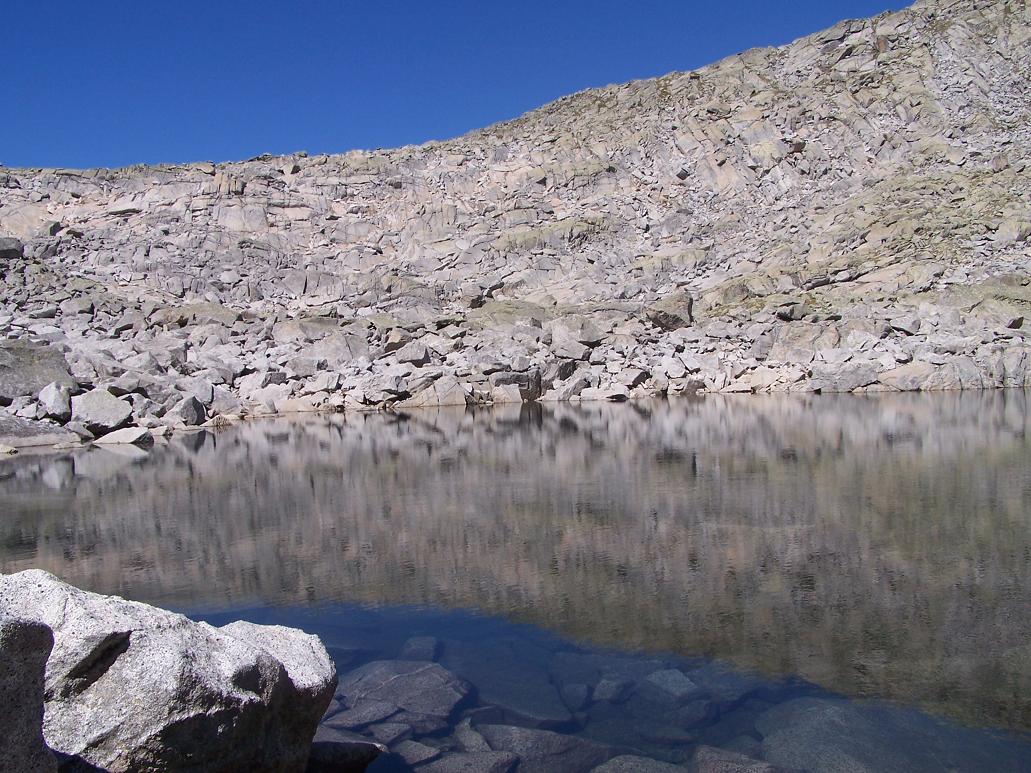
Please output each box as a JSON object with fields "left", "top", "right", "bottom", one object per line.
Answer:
{"left": 2, "top": 393, "right": 1029, "bottom": 769}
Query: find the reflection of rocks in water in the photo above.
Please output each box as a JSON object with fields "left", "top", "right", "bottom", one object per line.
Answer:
{"left": 0, "top": 391, "right": 1029, "bottom": 733}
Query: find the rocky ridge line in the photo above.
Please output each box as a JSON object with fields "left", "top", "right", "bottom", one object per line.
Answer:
{"left": 1, "top": 0, "right": 1029, "bottom": 445}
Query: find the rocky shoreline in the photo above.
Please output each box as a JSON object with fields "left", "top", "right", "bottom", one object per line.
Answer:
{"left": 2, "top": 0, "right": 1030, "bottom": 449}
{"left": 1, "top": 242, "right": 1029, "bottom": 452}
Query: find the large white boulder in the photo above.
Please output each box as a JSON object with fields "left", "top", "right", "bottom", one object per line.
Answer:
{"left": 0, "top": 570, "right": 336, "bottom": 772}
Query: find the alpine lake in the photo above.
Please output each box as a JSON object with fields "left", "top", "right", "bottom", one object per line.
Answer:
{"left": 2, "top": 391, "right": 1029, "bottom": 771}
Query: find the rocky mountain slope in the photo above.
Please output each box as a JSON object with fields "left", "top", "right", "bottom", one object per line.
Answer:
{"left": 1, "top": 0, "right": 1029, "bottom": 440}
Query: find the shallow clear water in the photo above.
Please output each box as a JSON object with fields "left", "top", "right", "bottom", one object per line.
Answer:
{"left": 1, "top": 393, "right": 1029, "bottom": 770}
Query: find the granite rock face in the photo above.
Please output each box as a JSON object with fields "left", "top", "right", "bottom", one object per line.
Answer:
{"left": 0, "top": 570, "right": 337, "bottom": 772}
{"left": 0, "top": 616, "right": 58, "bottom": 773}
{"left": 0, "top": 0, "right": 1029, "bottom": 443}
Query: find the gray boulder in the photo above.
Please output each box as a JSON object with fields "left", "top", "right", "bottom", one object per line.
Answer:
{"left": 399, "top": 376, "right": 473, "bottom": 408}
{"left": 0, "top": 570, "right": 336, "bottom": 772}
{"left": 59, "top": 297, "right": 95, "bottom": 317}
{"left": 0, "top": 616, "right": 58, "bottom": 772}
{"left": 889, "top": 315, "right": 921, "bottom": 336}
{"left": 646, "top": 292, "right": 694, "bottom": 331}
{"left": 809, "top": 361, "right": 879, "bottom": 393}
{"left": 0, "top": 236, "right": 24, "bottom": 259}
{"left": 166, "top": 395, "right": 207, "bottom": 426}
{"left": 878, "top": 360, "right": 936, "bottom": 391}
{"left": 0, "top": 342, "right": 75, "bottom": 402}
{"left": 93, "top": 426, "right": 154, "bottom": 446}
{"left": 551, "top": 335, "right": 590, "bottom": 361}
{"left": 70, "top": 388, "right": 133, "bottom": 434}
{"left": 0, "top": 409, "right": 80, "bottom": 449}
{"left": 38, "top": 381, "right": 72, "bottom": 422}
{"left": 490, "top": 369, "right": 542, "bottom": 401}
{"left": 395, "top": 341, "right": 432, "bottom": 367}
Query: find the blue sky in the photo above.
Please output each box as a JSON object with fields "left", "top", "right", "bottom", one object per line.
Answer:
{"left": 3, "top": 1, "right": 910, "bottom": 169}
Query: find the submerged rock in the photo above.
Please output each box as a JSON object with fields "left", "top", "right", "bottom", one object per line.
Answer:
{"left": 689, "top": 745, "right": 781, "bottom": 772}
{"left": 441, "top": 638, "right": 573, "bottom": 726}
{"left": 337, "top": 660, "right": 471, "bottom": 734}
{"left": 306, "top": 734, "right": 385, "bottom": 773}
{"left": 593, "top": 755, "right": 687, "bottom": 772}
{"left": 478, "top": 724, "right": 616, "bottom": 773}
{"left": 418, "top": 751, "right": 519, "bottom": 773}
{"left": 0, "top": 570, "right": 336, "bottom": 772}
{"left": 756, "top": 697, "right": 1030, "bottom": 772}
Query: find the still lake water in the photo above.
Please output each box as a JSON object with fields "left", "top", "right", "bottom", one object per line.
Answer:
{"left": 1, "top": 393, "right": 1029, "bottom": 770}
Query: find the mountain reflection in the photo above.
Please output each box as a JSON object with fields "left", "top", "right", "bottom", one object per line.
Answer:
{"left": 1, "top": 392, "right": 1029, "bottom": 732}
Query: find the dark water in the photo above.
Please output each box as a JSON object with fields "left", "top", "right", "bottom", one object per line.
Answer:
{"left": 1, "top": 393, "right": 1030, "bottom": 770}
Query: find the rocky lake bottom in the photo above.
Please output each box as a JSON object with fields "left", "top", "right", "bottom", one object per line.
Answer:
{"left": 2, "top": 392, "right": 1030, "bottom": 771}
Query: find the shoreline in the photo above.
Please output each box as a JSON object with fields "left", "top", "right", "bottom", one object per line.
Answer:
{"left": 3, "top": 383, "right": 1030, "bottom": 455}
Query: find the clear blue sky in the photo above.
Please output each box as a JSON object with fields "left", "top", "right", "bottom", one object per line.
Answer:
{"left": 3, "top": 1, "right": 910, "bottom": 169}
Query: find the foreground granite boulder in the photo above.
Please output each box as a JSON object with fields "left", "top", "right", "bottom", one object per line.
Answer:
{"left": 0, "top": 570, "right": 336, "bottom": 772}
{"left": 0, "top": 616, "right": 58, "bottom": 772}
